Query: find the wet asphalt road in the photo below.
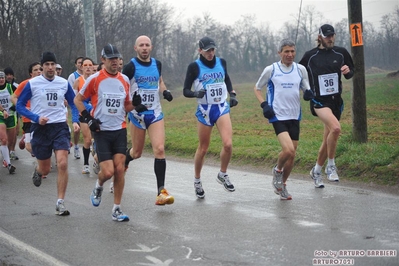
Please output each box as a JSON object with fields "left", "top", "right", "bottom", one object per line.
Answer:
{"left": 0, "top": 146, "right": 398, "bottom": 266}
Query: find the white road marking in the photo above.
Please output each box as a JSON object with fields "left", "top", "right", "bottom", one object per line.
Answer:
{"left": 0, "top": 229, "right": 69, "bottom": 266}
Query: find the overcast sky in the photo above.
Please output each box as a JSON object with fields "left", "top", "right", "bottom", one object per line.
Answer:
{"left": 163, "top": 0, "right": 397, "bottom": 31}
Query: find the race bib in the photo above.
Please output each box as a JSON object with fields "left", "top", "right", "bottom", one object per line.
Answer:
{"left": 0, "top": 90, "right": 11, "bottom": 111}
{"left": 318, "top": 73, "right": 339, "bottom": 96}
{"left": 138, "top": 89, "right": 158, "bottom": 109}
{"left": 41, "top": 88, "right": 63, "bottom": 108}
{"left": 101, "top": 93, "right": 124, "bottom": 116}
{"left": 205, "top": 83, "right": 227, "bottom": 104}
{"left": 0, "top": 98, "right": 10, "bottom": 110}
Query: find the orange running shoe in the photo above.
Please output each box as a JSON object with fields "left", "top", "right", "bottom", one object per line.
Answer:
{"left": 155, "top": 188, "right": 174, "bottom": 205}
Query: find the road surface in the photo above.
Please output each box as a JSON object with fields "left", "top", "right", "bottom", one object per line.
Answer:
{"left": 0, "top": 148, "right": 398, "bottom": 266}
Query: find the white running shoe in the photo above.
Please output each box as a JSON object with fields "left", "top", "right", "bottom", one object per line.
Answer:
{"left": 93, "top": 161, "right": 100, "bottom": 174}
{"left": 272, "top": 165, "right": 283, "bottom": 193}
{"left": 74, "top": 146, "right": 80, "bottom": 159}
{"left": 10, "top": 151, "right": 19, "bottom": 160}
{"left": 216, "top": 173, "right": 235, "bottom": 192}
{"left": 194, "top": 180, "right": 205, "bottom": 199}
{"left": 82, "top": 165, "right": 90, "bottom": 174}
{"left": 109, "top": 182, "right": 114, "bottom": 193}
{"left": 112, "top": 207, "right": 129, "bottom": 222}
{"left": 279, "top": 184, "right": 292, "bottom": 200}
{"left": 325, "top": 165, "right": 339, "bottom": 182}
{"left": 55, "top": 201, "right": 70, "bottom": 216}
{"left": 310, "top": 167, "right": 324, "bottom": 188}
{"left": 91, "top": 139, "right": 96, "bottom": 157}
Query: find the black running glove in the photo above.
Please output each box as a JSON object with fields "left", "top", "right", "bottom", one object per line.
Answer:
{"left": 163, "top": 90, "right": 173, "bottom": 102}
{"left": 135, "top": 104, "right": 148, "bottom": 113}
{"left": 261, "top": 101, "right": 275, "bottom": 119}
{"left": 303, "top": 89, "right": 314, "bottom": 101}
{"left": 132, "top": 91, "right": 142, "bottom": 106}
{"left": 132, "top": 91, "right": 148, "bottom": 113}
{"left": 193, "top": 89, "right": 206, "bottom": 98}
{"left": 81, "top": 110, "right": 102, "bottom": 132}
{"left": 229, "top": 91, "right": 238, "bottom": 107}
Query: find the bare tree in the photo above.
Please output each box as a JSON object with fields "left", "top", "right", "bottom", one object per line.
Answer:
{"left": 380, "top": 7, "right": 399, "bottom": 71}
{"left": 0, "top": 0, "right": 397, "bottom": 84}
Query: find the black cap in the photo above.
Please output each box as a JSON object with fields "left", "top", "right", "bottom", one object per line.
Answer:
{"left": 319, "top": 24, "right": 335, "bottom": 38}
{"left": 41, "top": 52, "right": 57, "bottom": 65}
{"left": 101, "top": 44, "right": 121, "bottom": 59}
{"left": 4, "top": 67, "right": 14, "bottom": 76}
{"left": 199, "top": 37, "right": 216, "bottom": 51}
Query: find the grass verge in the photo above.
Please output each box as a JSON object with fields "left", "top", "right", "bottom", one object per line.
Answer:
{"left": 160, "top": 72, "right": 399, "bottom": 186}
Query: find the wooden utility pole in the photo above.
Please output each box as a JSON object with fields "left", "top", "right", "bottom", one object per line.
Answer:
{"left": 82, "top": 0, "right": 97, "bottom": 61}
{"left": 348, "top": 0, "right": 368, "bottom": 142}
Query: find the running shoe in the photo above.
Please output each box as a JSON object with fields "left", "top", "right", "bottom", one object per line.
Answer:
{"left": 194, "top": 180, "right": 205, "bottom": 199}
{"left": 92, "top": 161, "right": 100, "bottom": 174}
{"left": 216, "top": 173, "right": 235, "bottom": 192}
{"left": 90, "top": 186, "right": 103, "bottom": 207}
{"left": 8, "top": 164, "right": 16, "bottom": 174}
{"left": 279, "top": 184, "right": 292, "bottom": 200}
{"left": 155, "top": 188, "right": 175, "bottom": 205}
{"left": 10, "top": 151, "right": 19, "bottom": 160}
{"left": 109, "top": 182, "right": 114, "bottom": 193}
{"left": 325, "top": 165, "right": 339, "bottom": 182}
{"left": 112, "top": 207, "right": 129, "bottom": 222}
{"left": 310, "top": 167, "right": 324, "bottom": 188}
{"left": 91, "top": 139, "right": 96, "bottom": 157}
{"left": 74, "top": 146, "right": 80, "bottom": 159}
{"left": 55, "top": 201, "right": 70, "bottom": 216}
{"left": 125, "top": 148, "right": 133, "bottom": 171}
{"left": 32, "top": 168, "right": 42, "bottom": 187}
{"left": 82, "top": 165, "right": 90, "bottom": 174}
{"left": 272, "top": 165, "right": 283, "bottom": 193}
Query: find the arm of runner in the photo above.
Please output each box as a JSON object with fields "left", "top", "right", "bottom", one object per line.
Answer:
{"left": 65, "top": 83, "right": 80, "bottom": 124}
{"left": 16, "top": 81, "right": 40, "bottom": 123}
{"left": 159, "top": 76, "right": 173, "bottom": 102}
{"left": 183, "top": 63, "right": 200, "bottom": 98}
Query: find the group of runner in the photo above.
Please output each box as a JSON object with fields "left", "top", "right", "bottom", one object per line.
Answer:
{"left": 0, "top": 23, "right": 354, "bottom": 221}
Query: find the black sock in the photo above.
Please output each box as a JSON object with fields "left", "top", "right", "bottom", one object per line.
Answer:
{"left": 125, "top": 148, "right": 134, "bottom": 166}
{"left": 83, "top": 147, "right": 90, "bottom": 165}
{"left": 154, "top": 158, "right": 166, "bottom": 194}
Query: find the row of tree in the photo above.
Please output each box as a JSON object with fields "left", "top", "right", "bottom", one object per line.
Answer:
{"left": 0, "top": 0, "right": 398, "bottom": 87}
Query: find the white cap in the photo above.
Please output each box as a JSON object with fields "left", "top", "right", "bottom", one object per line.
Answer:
{"left": 56, "top": 64, "right": 62, "bottom": 69}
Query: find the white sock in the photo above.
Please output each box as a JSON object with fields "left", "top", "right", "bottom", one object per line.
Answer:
{"left": 57, "top": 199, "right": 64, "bottom": 205}
{"left": 327, "top": 158, "right": 335, "bottom": 166}
{"left": 194, "top": 177, "right": 201, "bottom": 183}
{"left": 96, "top": 180, "right": 103, "bottom": 188}
{"left": 314, "top": 163, "right": 322, "bottom": 173}
{"left": 219, "top": 171, "right": 226, "bottom": 177}
{"left": 1, "top": 145, "right": 11, "bottom": 164}
{"left": 113, "top": 204, "right": 120, "bottom": 212}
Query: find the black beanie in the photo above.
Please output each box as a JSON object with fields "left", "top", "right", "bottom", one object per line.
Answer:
{"left": 41, "top": 52, "right": 57, "bottom": 65}
{"left": 4, "top": 67, "right": 14, "bottom": 76}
